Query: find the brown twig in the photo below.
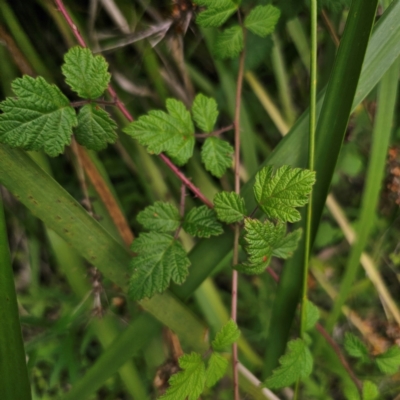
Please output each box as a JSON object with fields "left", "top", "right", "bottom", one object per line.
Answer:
{"left": 194, "top": 124, "right": 235, "bottom": 139}
{"left": 70, "top": 99, "right": 117, "bottom": 108}
{"left": 266, "top": 268, "right": 363, "bottom": 393}
{"left": 321, "top": 9, "right": 340, "bottom": 47}
{"left": 231, "top": 22, "right": 246, "bottom": 400}
{"left": 54, "top": 0, "right": 213, "bottom": 209}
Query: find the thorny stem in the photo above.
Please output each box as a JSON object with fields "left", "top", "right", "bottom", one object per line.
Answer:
{"left": 54, "top": 0, "right": 213, "bottom": 209}
{"left": 194, "top": 124, "right": 235, "bottom": 138}
{"left": 266, "top": 268, "right": 362, "bottom": 393}
{"left": 231, "top": 24, "right": 246, "bottom": 400}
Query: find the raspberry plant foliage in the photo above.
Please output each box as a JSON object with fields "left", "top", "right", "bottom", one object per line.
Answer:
{"left": 0, "top": 46, "right": 117, "bottom": 155}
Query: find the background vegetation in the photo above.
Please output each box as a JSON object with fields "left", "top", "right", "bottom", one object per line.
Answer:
{"left": 1, "top": 0, "right": 400, "bottom": 398}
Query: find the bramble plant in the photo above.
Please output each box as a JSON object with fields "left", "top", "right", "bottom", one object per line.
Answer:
{"left": 1, "top": 0, "right": 400, "bottom": 399}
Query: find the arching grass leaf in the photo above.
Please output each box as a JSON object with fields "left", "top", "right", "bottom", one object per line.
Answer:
{"left": 62, "top": 46, "right": 110, "bottom": 99}
{"left": 75, "top": 104, "right": 117, "bottom": 151}
{"left": 0, "top": 76, "right": 77, "bottom": 157}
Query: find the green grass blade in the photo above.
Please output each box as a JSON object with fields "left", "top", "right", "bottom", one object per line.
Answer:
{"left": 0, "top": 145, "right": 208, "bottom": 353}
{"left": 263, "top": 0, "right": 379, "bottom": 377}
{"left": 62, "top": 314, "right": 159, "bottom": 400}
{"left": 325, "top": 56, "right": 400, "bottom": 333}
{"left": 0, "top": 193, "right": 32, "bottom": 400}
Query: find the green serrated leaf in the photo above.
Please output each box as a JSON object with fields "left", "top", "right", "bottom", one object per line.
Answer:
{"left": 183, "top": 206, "right": 223, "bottom": 238}
{"left": 214, "top": 25, "right": 244, "bottom": 59}
{"left": 201, "top": 137, "right": 234, "bottom": 178}
{"left": 192, "top": 94, "right": 218, "bottom": 133}
{"left": 244, "top": 5, "right": 280, "bottom": 37}
{"left": 254, "top": 165, "right": 316, "bottom": 223}
{"left": 213, "top": 192, "right": 247, "bottom": 223}
{"left": 375, "top": 346, "right": 400, "bottom": 374}
{"left": 0, "top": 76, "right": 77, "bottom": 157}
{"left": 272, "top": 228, "right": 302, "bottom": 259}
{"left": 137, "top": 202, "right": 181, "bottom": 232}
{"left": 124, "top": 99, "right": 195, "bottom": 166}
{"left": 205, "top": 352, "right": 229, "bottom": 388}
{"left": 304, "top": 300, "right": 320, "bottom": 331}
{"left": 129, "top": 233, "right": 190, "bottom": 300}
{"left": 344, "top": 332, "right": 369, "bottom": 360}
{"left": 362, "top": 380, "right": 379, "bottom": 400}
{"left": 62, "top": 47, "right": 110, "bottom": 99}
{"left": 75, "top": 104, "right": 117, "bottom": 151}
{"left": 212, "top": 319, "right": 241, "bottom": 351}
{"left": 264, "top": 339, "right": 313, "bottom": 389}
{"left": 234, "top": 263, "right": 266, "bottom": 275}
{"left": 160, "top": 352, "right": 206, "bottom": 400}
{"left": 196, "top": 0, "right": 238, "bottom": 28}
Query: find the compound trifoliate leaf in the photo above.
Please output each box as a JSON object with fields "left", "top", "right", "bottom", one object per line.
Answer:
{"left": 196, "top": 0, "right": 238, "bottom": 28}
{"left": 201, "top": 137, "right": 234, "bottom": 178}
{"left": 137, "top": 202, "right": 181, "bottom": 232}
{"left": 129, "top": 233, "right": 190, "bottom": 300}
{"left": 160, "top": 353, "right": 206, "bottom": 400}
{"left": 254, "top": 165, "right": 316, "bottom": 223}
{"left": 0, "top": 76, "right": 77, "bottom": 157}
{"left": 362, "top": 381, "right": 379, "bottom": 400}
{"left": 244, "top": 5, "right": 281, "bottom": 38}
{"left": 264, "top": 339, "right": 313, "bottom": 389}
{"left": 62, "top": 46, "right": 110, "bottom": 99}
{"left": 304, "top": 300, "right": 320, "bottom": 332}
{"left": 212, "top": 319, "right": 241, "bottom": 352}
{"left": 214, "top": 192, "right": 247, "bottom": 223}
{"left": 272, "top": 228, "right": 302, "bottom": 259}
{"left": 214, "top": 25, "right": 244, "bottom": 59}
{"left": 344, "top": 332, "right": 369, "bottom": 360}
{"left": 183, "top": 206, "right": 223, "bottom": 238}
{"left": 375, "top": 346, "right": 400, "bottom": 374}
{"left": 205, "top": 352, "right": 229, "bottom": 388}
{"left": 124, "top": 98, "right": 195, "bottom": 166}
{"left": 192, "top": 94, "right": 218, "bottom": 133}
{"left": 75, "top": 104, "right": 117, "bottom": 151}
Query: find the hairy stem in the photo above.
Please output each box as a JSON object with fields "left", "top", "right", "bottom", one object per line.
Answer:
{"left": 54, "top": 0, "right": 212, "bottom": 209}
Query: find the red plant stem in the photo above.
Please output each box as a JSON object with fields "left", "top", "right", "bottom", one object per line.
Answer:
{"left": 231, "top": 34, "right": 246, "bottom": 400}
{"left": 194, "top": 123, "right": 235, "bottom": 138}
{"left": 54, "top": 0, "right": 212, "bottom": 208}
{"left": 266, "top": 268, "right": 362, "bottom": 393}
